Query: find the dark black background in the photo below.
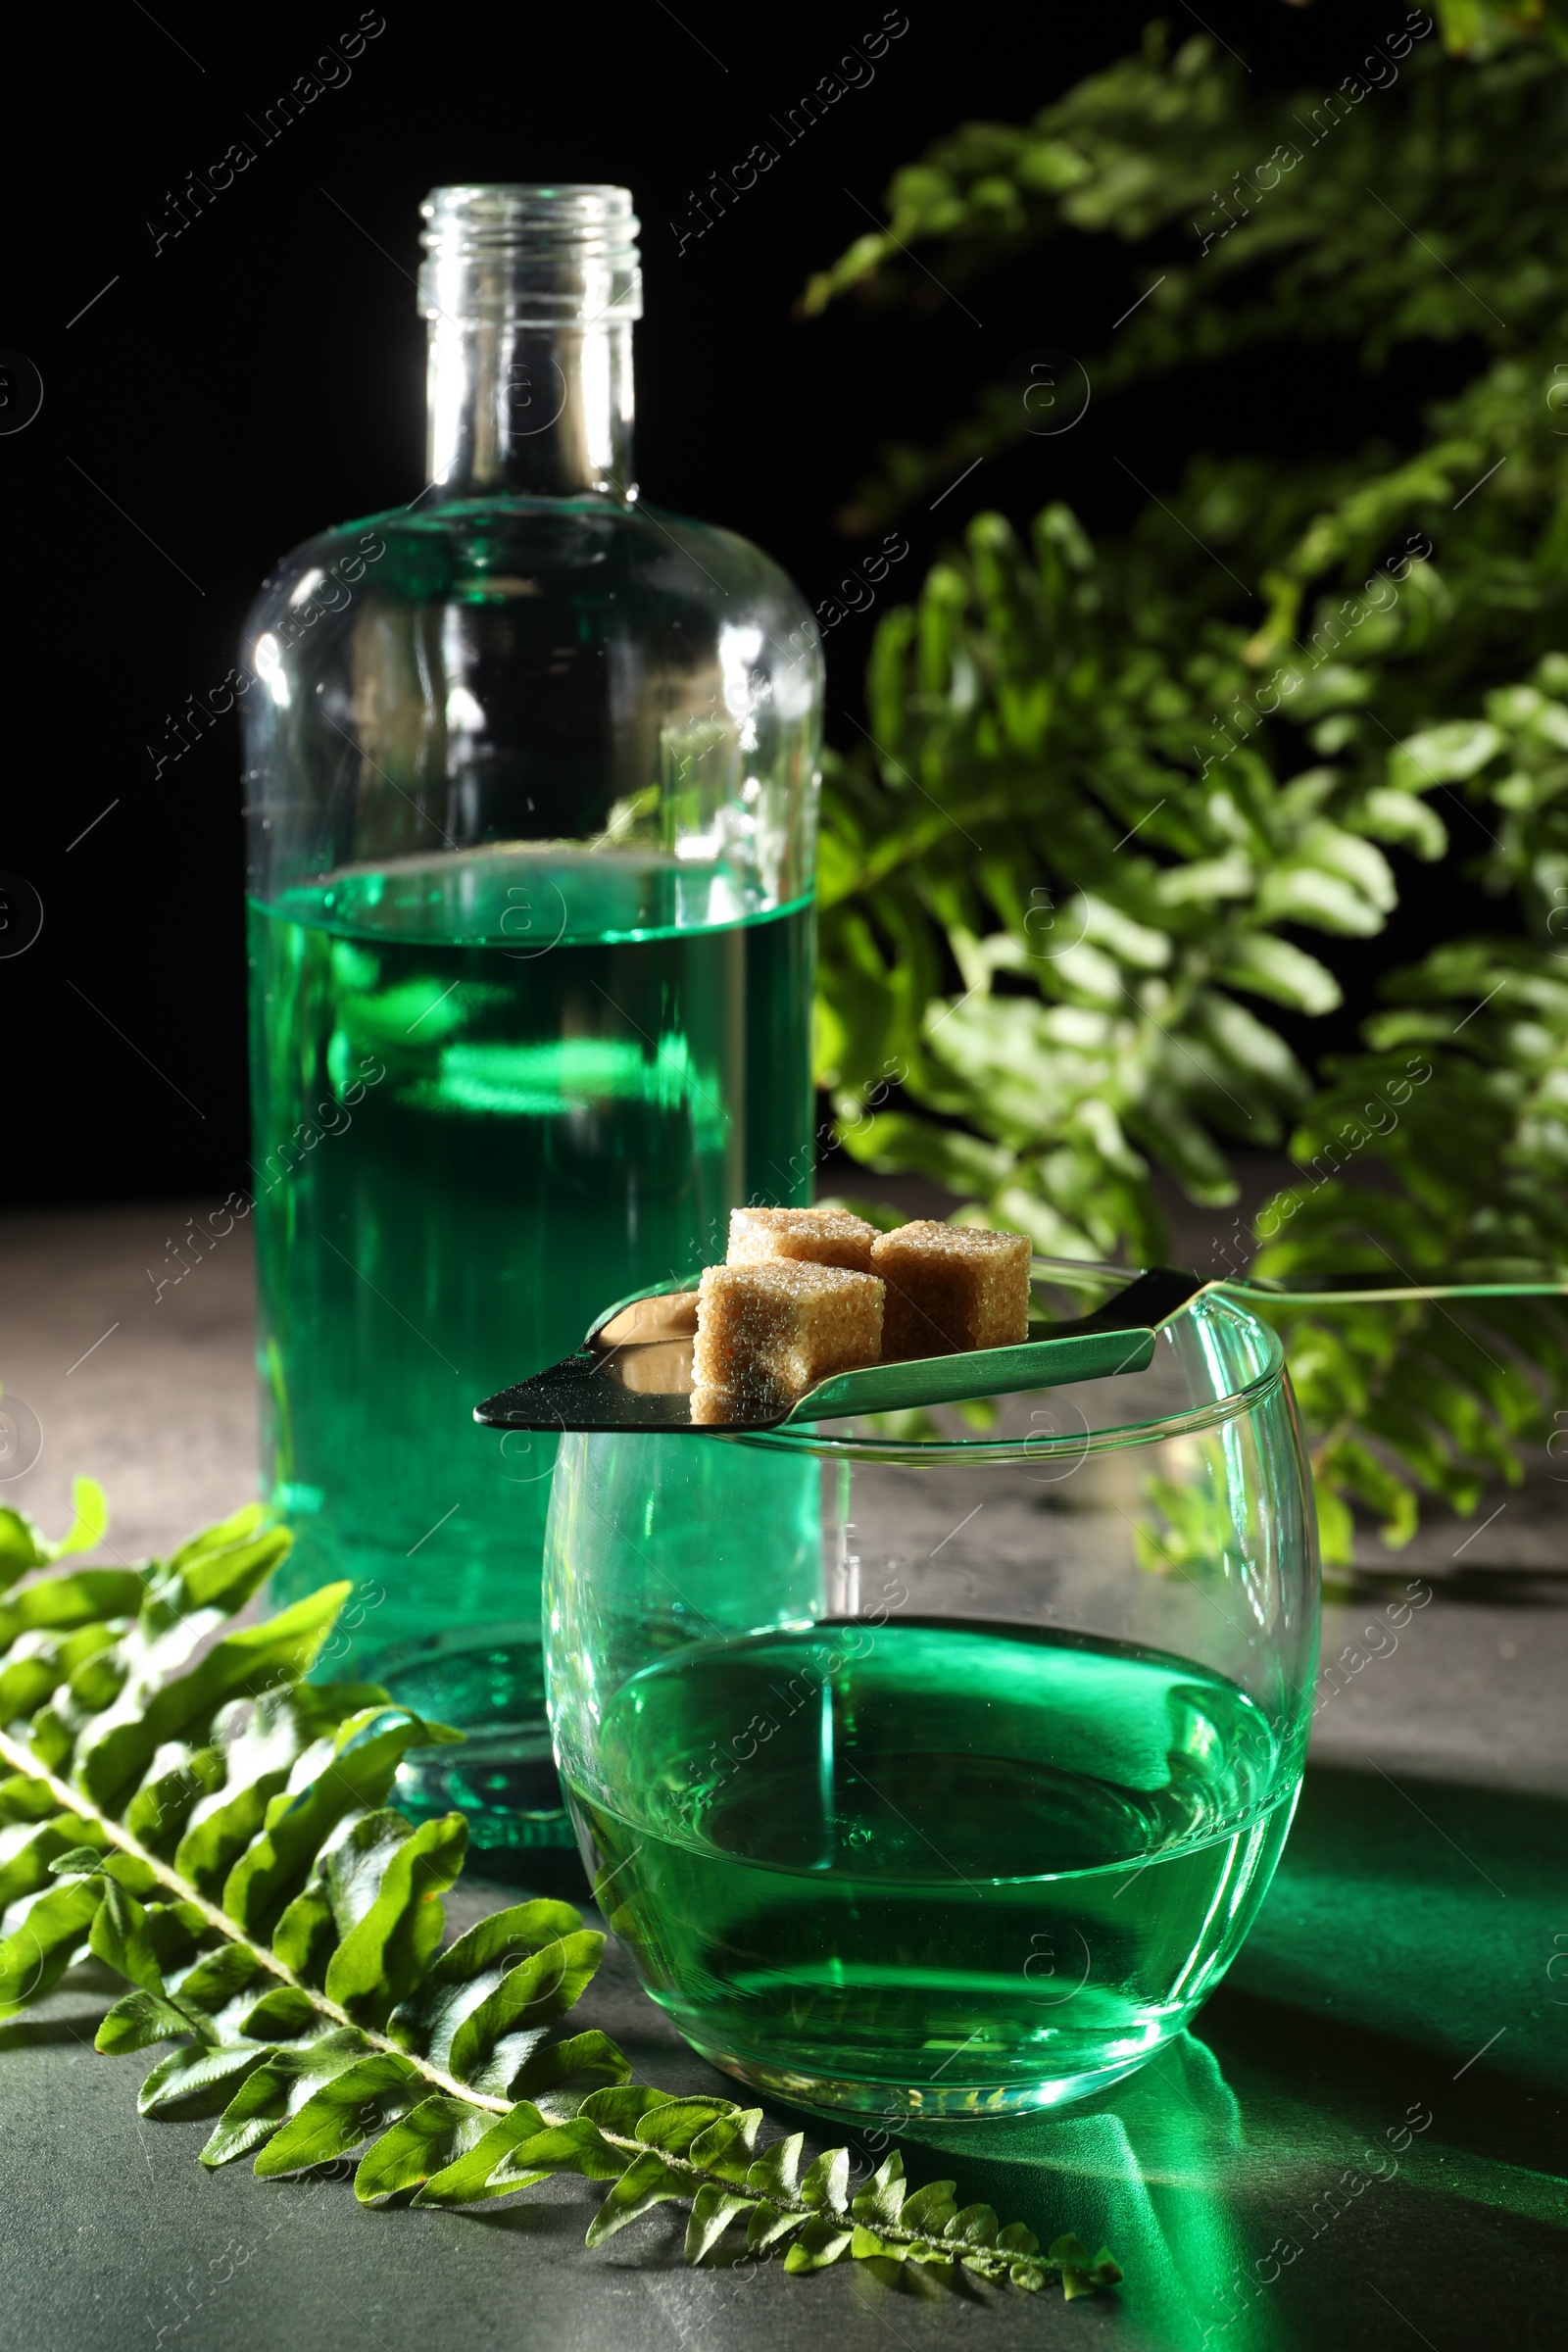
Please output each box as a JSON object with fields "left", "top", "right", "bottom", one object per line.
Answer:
{"left": 2, "top": 0, "right": 1474, "bottom": 1207}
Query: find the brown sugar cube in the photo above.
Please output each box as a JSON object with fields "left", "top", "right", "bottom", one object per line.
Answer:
{"left": 690, "top": 1385, "right": 748, "bottom": 1426}
{"left": 726, "top": 1204, "right": 879, "bottom": 1277}
{"left": 870, "top": 1221, "right": 1032, "bottom": 1360}
{"left": 694, "top": 1260, "right": 884, "bottom": 1398}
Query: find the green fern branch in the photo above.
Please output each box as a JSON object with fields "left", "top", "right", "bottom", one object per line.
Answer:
{"left": 802, "top": 4, "right": 1568, "bottom": 1546}
{"left": 1252, "top": 940, "right": 1568, "bottom": 1558}
{"left": 818, "top": 500, "right": 1433, "bottom": 1260}
{"left": 799, "top": 30, "right": 1568, "bottom": 528}
{"left": 0, "top": 1486, "right": 1117, "bottom": 2299}
{"left": 0, "top": 1726, "right": 512, "bottom": 2115}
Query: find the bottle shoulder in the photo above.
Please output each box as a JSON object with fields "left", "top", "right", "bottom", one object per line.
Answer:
{"left": 242, "top": 490, "right": 823, "bottom": 910}
{"left": 246, "top": 494, "right": 817, "bottom": 655}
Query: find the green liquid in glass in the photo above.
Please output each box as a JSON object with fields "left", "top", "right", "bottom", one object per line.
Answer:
{"left": 567, "top": 1620, "right": 1298, "bottom": 2114}
{"left": 250, "top": 853, "right": 813, "bottom": 1846}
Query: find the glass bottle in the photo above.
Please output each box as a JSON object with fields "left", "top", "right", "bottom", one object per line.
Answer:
{"left": 242, "top": 185, "right": 822, "bottom": 1854}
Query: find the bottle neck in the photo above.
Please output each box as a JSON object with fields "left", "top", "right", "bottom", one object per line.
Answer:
{"left": 425, "top": 317, "right": 635, "bottom": 499}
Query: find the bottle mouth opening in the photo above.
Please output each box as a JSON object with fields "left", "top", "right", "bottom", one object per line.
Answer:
{"left": 419, "top": 183, "right": 642, "bottom": 325}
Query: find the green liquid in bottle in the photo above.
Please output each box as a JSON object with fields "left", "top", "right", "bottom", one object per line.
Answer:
{"left": 250, "top": 852, "right": 813, "bottom": 1847}
{"left": 566, "top": 1620, "right": 1298, "bottom": 2114}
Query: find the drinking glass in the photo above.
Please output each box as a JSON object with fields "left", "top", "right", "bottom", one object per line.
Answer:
{"left": 543, "top": 1262, "right": 1319, "bottom": 2119}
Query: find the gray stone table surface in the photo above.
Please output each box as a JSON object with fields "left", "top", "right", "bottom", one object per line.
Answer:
{"left": 1, "top": 1203, "right": 1565, "bottom": 2351}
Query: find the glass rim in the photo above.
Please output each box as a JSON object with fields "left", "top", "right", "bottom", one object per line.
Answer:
{"left": 730, "top": 1293, "right": 1288, "bottom": 1465}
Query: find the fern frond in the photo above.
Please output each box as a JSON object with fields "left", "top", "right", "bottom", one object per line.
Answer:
{"left": 799, "top": 31, "right": 1567, "bottom": 525}
{"left": 819, "top": 502, "right": 1442, "bottom": 1263}
{"left": 1253, "top": 944, "right": 1568, "bottom": 1555}
{"left": 803, "top": 9, "right": 1568, "bottom": 1550}
{"left": 0, "top": 1490, "right": 1115, "bottom": 2298}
